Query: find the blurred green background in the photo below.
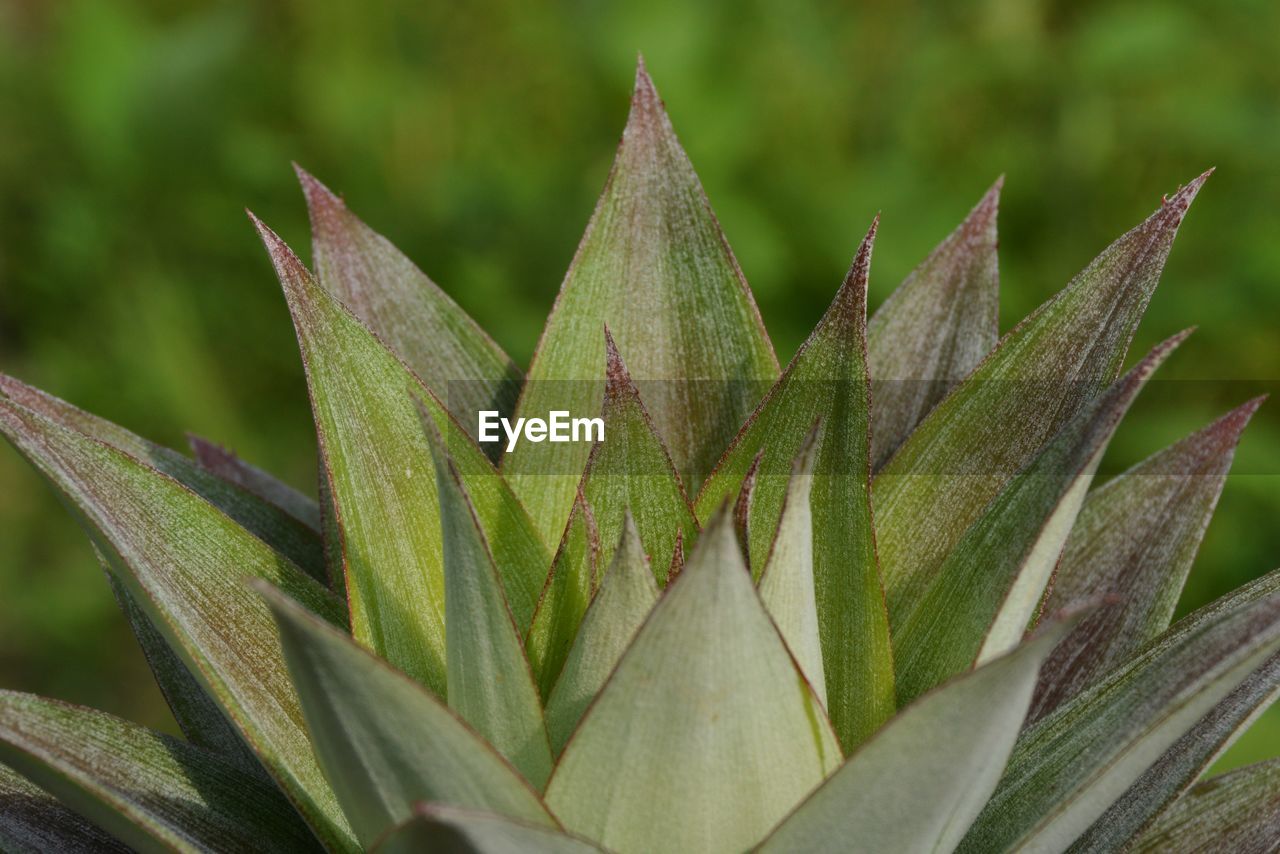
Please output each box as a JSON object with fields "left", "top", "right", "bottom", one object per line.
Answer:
{"left": 1, "top": 0, "right": 1278, "bottom": 768}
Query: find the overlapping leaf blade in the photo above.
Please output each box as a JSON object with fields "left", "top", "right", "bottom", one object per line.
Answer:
{"left": 0, "top": 764, "right": 130, "bottom": 854}
{"left": 255, "top": 217, "right": 548, "bottom": 695}
{"left": 0, "top": 396, "right": 354, "bottom": 849}
{"left": 1132, "top": 759, "right": 1280, "bottom": 853}
{"left": 876, "top": 175, "right": 1209, "bottom": 634}
{"left": 298, "top": 166, "right": 523, "bottom": 451}
{"left": 959, "top": 565, "right": 1280, "bottom": 852}
{"left": 0, "top": 375, "right": 324, "bottom": 581}
{"left": 544, "top": 512, "right": 840, "bottom": 853}
{"left": 545, "top": 514, "right": 659, "bottom": 754}
{"left": 578, "top": 329, "right": 698, "bottom": 584}
{"left": 506, "top": 59, "right": 779, "bottom": 546}
{"left": 526, "top": 495, "right": 599, "bottom": 699}
{"left": 374, "top": 805, "right": 604, "bottom": 854}
{"left": 422, "top": 416, "right": 553, "bottom": 789}
{"left": 757, "top": 430, "right": 826, "bottom": 707}
{"left": 1069, "top": 651, "right": 1280, "bottom": 851}
{"left": 893, "top": 333, "right": 1185, "bottom": 704}
{"left": 757, "top": 622, "right": 1070, "bottom": 854}
{"left": 695, "top": 222, "right": 892, "bottom": 751}
{"left": 0, "top": 691, "right": 319, "bottom": 853}
{"left": 187, "top": 434, "right": 321, "bottom": 533}
{"left": 1031, "top": 398, "right": 1264, "bottom": 721}
{"left": 867, "top": 180, "right": 1001, "bottom": 469}
{"left": 259, "top": 583, "right": 556, "bottom": 849}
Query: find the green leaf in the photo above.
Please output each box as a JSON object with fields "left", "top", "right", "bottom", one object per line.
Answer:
{"left": 422, "top": 414, "right": 553, "bottom": 789}
{"left": 876, "top": 175, "right": 1209, "bottom": 643}
{"left": 104, "top": 569, "right": 263, "bottom": 777}
{"left": 1031, "top": 398, "right": 1264, "bottom": 722}
{"left": 297, "top": 166, "right": 523, "bottom": 453}
{"left": 757, "top": 622, "right": 1071, "bottom": 854}
{"left": 526, "top": 494, "right": 599, "bottom": 699}
{"left": 254, "top": 216, "right": 549, "bottom": 696}
{"left": 545, "top": 513, "right": 659, "bottom": 754}
{"left": 0, "top": 396, "right": 354, "bottom": 850}
{"left": 867, "top": 179, "right": 1000, "bottom": 469}
{"left": 696, "top": 222, "right": 892, "bottom": 751}
{"left": 0, "top": 763, "right": 130, "bottom": 854}
{"left": 258, "top": 582, "right": 557, "bottom": 849}
{"left": 757, "top": 430, "right": 826, "bottom": 708}
{"left": 544, "top": 511, "right": 840, "bottom": 853}
{"left": 959, "top": 565, "right": 1280, "bottom": 853}
{"left": 579, "top": 329, "right": 699, "bottom": 585}
{"left": 373, "top": 804, "right": 604, "bottom": 854}
{"left": 1069, "top": 652, "right": 1280, "bottom": 850}
{"left": 506, "top": 59, "right": 779, "bottom": 547}
{"left": 1132, "top": 759, "right": 1280, "bottom": 853}
{"left": 892, "top": 333, "right": 1185, "bottom": 704}
{"left": 0, "top": 374, "right": 325, "bottom": 582}
{"left": 0, "top": 691, "right": 320, "bottom": 854}
{"left": 187, "top": 434, "right": 321, "bottom": 533}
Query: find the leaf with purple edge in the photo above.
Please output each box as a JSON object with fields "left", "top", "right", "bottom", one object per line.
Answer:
{"left": 0, "top": 394, "right": 354, "bottom": 850}
{"left": 578, "top": 329, "right": 699, "bottom": 586}
{"left": 1031, "top": 397, "right": 1266, "bottom": 723}
{"left": 695, "top": 221, "right": 892, "bottom": 752}
{"left": 253, "top": 216, "right": 548, "bottom": 697}
{"left": 1131, "top": 759, "right": 1280, "bottom": 853}
{"left": 505, "top": 58, "right": 779, "bottom": 547}
{"left": 868, "top": 179, "right": 1001, "bottom": 470}
{"left": 297, "top": 166, "right": 523, "bottom": 455}
{"left": 958, "top": 565, "right": 1280, "bottom": 853}
{"left": 876, "top": 175, "right": 1211, "bottom": 641}
{"left": 892, "top": 333, "right": 1187, "bottom": 705}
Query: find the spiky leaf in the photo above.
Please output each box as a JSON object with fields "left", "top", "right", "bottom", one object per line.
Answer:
{"left": 298, "top": 167, "right": 522, "bottom": 449}
{"left": 255, "top": 217, "right": 547, "bottom": 695}
{"left": 545, "top": 514, "right": 659, "bottom": 753}
{"left": 758, "top": 622, "right": 1070, "bottom": 854}
{"left": 1031, "top": 398, "right": 1264, "bottom": 721}
{"left": 259, "top": 583, "right": 556, "bottom": 849}
{"left": 507, "top": 60, "right": 778, "bottom": 546}
{"left": 695, "top": 222, "right": 892, "bottom": 750}
{"left": 867, "top": 180, "right": 1000, "bottom": 468}
{"left": 0, "top": 692, "right": 319, "bottom": 854}
{"left": 0, "top": 375, "right": 323, "bottom": 581}
{"left": 1070, "top": 651, "right": 1280, "bottom": 851}
{"left": 544, "top": 512, "right": 839, "bottom": 853}
{"left": 893, "top": 334, "right": 1184, "bottom": 703}
{"left": 578, "top": 329, "right": 698, "bottom": 584}
{"left": 423, "top": 415, "right": 552, "bottom": 788}
{"left": 0, "top": 396, "right": 353, "bottom": 849}
{"left": 876, "top": 176, "right": 1208, "bottom": 640}
{"left": 959, "top": 565, "right": 1280, "bottom": 852}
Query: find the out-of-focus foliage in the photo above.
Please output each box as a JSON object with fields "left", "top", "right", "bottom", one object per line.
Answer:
{"left": 0, "top": 0, "right": 1276, "bottom": 770}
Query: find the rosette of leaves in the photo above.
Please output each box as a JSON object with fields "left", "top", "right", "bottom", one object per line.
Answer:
{"left": 0, "top": 60, "right": 1274, "bottom": 853}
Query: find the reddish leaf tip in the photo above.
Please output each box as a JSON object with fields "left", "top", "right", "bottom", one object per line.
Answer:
{"left": 602, "top": 326, "right": 630, "bottom": 398}
{"left": 294, "top": 163, "right": 343, "bottom": 212}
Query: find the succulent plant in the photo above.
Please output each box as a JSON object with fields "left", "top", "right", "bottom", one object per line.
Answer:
{"left": 0, "top": 59, "right": 1275, "bottom": 853}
